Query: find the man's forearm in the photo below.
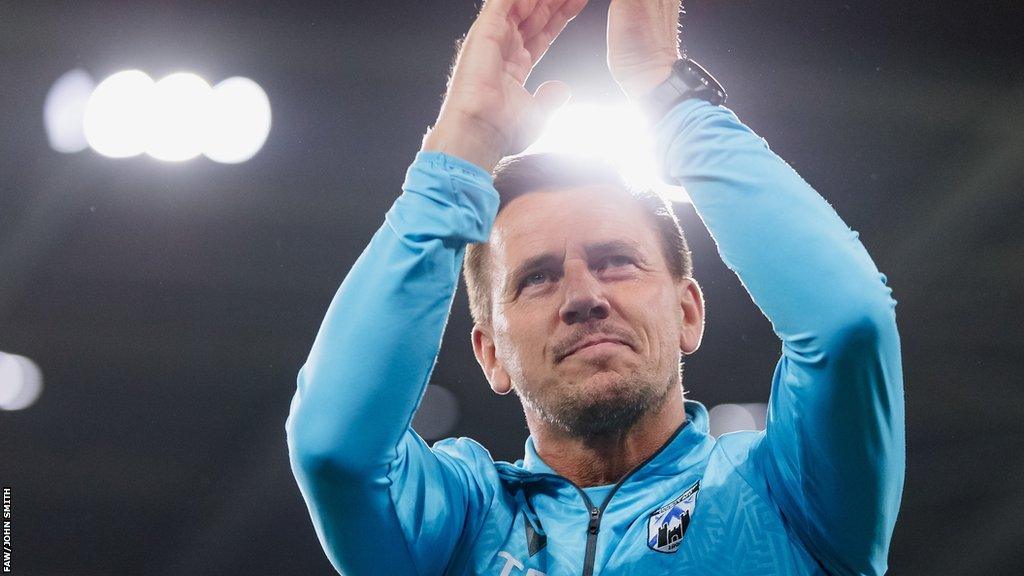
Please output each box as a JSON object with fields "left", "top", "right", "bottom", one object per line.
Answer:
{"left": 284, "top": 150, "right": 499, "bottom": 575}
{"left": 286, "top": 151, "right": 498, "bottom": 475}
{"left": 656, "top": 100, "right": 896, "bottom": 338}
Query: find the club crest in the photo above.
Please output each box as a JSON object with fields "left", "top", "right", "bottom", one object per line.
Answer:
{"left": 647, "top": 480, "right": 699, "bottom": 553}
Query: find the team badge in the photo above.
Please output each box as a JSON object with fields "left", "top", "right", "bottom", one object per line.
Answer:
{"left": 647, "top": 480, "right": 700, "bottom": 553}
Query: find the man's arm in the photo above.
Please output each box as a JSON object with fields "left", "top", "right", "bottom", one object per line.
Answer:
{"left": 655, "top": 99, "right": 904, "bottom": 575}
{"left": 608, "top": 2, "right": 904, "bottom": 573}
{"left": 286, "top": 150, "right": 500, "bottom": 575}
{"left": 286, "top": 1, "right": 585, "bottom": 573}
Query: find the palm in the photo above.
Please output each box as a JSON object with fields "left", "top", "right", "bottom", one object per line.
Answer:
{"left": 445, "top": 0, "right": 588, "bottom": 154}
{"left": 607, "top": 0, "right": 681, "bottom": 97}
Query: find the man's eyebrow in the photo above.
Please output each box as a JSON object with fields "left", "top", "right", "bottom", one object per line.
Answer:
{"left": 505, "top": 251, "right": 564, "bottom": 293}
{"left": 584, "top": 239, "right": 644, "bottom": 257}
{"left": 503, "top": 240, "right": 646, "bottom": 293}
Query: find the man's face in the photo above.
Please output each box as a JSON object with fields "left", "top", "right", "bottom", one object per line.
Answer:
{"left": 472, "top": 185, "right": 704, "bottom": 438}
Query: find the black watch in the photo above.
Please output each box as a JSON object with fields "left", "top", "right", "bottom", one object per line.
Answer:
{"left": 637, "top": 57, "right": 727, "bottom": 124}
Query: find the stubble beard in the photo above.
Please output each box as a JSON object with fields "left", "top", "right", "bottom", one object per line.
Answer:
{"left": 514, "top": 367, "right": 678, "bottom": 439}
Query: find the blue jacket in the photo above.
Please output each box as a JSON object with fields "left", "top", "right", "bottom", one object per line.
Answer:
{"left": 286, "top": 99, "right": 905, "bottom": 575}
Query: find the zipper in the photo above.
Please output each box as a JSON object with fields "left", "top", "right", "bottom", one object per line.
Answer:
{"left": 559, "top": 483, "right": 602, "bottom": 576}
{"left": 583, "top": 504, "right": 601, "bottom": 576}
{"left": 518, "top": 420, "right": 691, "bottom": 576}
{"left": 569, "top": 483, "right": 607, "bottom": 576}
{"left": 570, "top": 420, "right": 690, "bottom": 576}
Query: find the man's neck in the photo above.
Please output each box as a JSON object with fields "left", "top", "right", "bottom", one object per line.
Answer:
{"left": 527, "top": 387, "right": 687, "bottom": 488}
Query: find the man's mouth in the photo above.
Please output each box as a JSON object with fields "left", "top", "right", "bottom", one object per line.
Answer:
{"left": 560, "top": 335, "right": 630, "bottom": 361}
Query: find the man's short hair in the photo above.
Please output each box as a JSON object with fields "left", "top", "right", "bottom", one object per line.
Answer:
{"left": 463, "top": 153, "right": 693, "bottom": 327}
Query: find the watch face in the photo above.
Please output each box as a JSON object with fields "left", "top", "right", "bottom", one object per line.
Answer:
{"left": 681, "top": 59, "right": 726, "bottom": 104}
{"left": 640, "top": 58, "right": 728, "bottom": 124}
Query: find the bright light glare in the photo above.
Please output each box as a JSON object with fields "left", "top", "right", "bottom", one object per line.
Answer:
{"left": 84, "top": 70, "right": 155, "bottom": 158}
{"left": 44, "top": 68, "right": 95, "bottom": 153}
{"left": 203, "top": 77, "right": 272, "bottom": 164}
{"left": 79, "top": 69, "right": 270, "bottom": 163}
{"left": 146, "top": 72, "right": 213, "bottom": 162}
{"left": 0, "top": 352, "right": 43, "bottom": 411}
{"left": 524, "top": 102, "right": 690, "bottom": 203}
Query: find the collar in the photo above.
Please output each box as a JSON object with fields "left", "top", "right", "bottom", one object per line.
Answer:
{"left": 506, "top": 400, "right": 714, "bottom": 485}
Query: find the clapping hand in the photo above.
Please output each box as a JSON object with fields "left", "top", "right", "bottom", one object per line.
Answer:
{"left": 607, "top": 0, "right": 682, "bottom": 101}
{"left": 422, "top": 0, "right": 588, "bottom": 172}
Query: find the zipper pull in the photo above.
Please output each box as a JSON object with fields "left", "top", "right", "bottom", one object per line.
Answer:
{"left": 588, "top": 507, "right": 600, "bottom": 535}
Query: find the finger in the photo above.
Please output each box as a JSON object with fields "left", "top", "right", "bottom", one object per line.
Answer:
{"left": 513, "top": 80, "right": 572, "bottom": 151}
{"left": 479, "top": 0, "right": 538, "bottom": 26}
{"left": 532, "top": 80, "right": 572, "bottom": 113}
{"left": 467, "top": 0, "right": 536, "bottom": 53}
{"left": 517, "top": 0, "right": 563, "bottom": 41}
{"left": 523, "top": 0, "right": 588, "bottom": 63}
{"left": 521, "top": 0, "right": 587, "bottom": 41}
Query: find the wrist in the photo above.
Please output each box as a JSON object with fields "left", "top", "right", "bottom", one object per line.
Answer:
{"left": 633, "top": 58, "right": 728, "bottom": 124}
{"left": 421, "top": 113, "right": 505, "bottom": 174}
{"left": 618, "top": 65, "right": 675, "bottom": 103}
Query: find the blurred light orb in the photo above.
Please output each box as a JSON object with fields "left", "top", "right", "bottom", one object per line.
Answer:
{"left": 78, "top": 69, "right": 271, "bottom": 163}
{"left": 44, "top": 68, "right": 95, "bottom": 153}
{"left": 83, "top": 69, "right": 156, "bottom": 158}
{"left": 203, "top": 77, "right": 272, "bottom": 164}
{"left": 0, "top": 352, "right": 44, "bottom": 411}
{"left": 524, "top": 102, "right": 690, "bottom": 203}
{"left": 708, "top": 402, "right": 767, "bottom": 437}
{"left": 411, "top": 385, "right": 460, "bottom": 441}
{"left": 146, "top": 72, "right": 213, "bottom": 162}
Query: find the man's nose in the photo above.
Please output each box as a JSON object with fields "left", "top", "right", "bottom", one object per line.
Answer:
{"left": 558, "top": 262, "right": 610, "bottom": 325}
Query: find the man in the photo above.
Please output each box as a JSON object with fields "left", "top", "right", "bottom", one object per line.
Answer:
{"left": 286, "top": 0, "right": 905, "bottom": 574}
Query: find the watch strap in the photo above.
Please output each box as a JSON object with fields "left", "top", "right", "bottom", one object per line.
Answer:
{"left": 637, "top": 57, "right": 727, "bottom": 125}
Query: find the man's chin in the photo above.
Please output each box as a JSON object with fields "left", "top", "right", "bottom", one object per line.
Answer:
{"left": 577, "top": 370, "right": 636, "bottom": 397}
{"left": 550, "top": 375, "right": 666, "bottom": 437}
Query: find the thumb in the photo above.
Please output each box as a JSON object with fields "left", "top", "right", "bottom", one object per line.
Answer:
{"left": 512, "top": 81, "right": 572, "bottom": 154}
{"left": 532, "top": 80, "right": 572, "bottom": 116}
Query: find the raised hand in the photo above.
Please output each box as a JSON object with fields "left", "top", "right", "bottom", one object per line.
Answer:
{"left": 607, "top": 0, "right": 682, "bottom": 101}
{"left": 422, "top": 0, "right": 589, "bottom": 172}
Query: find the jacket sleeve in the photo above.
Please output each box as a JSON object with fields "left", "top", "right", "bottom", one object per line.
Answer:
{"left": 654, "top": 100, "right": 905, "bottom": 575}
{"left": 285, "top": 151, "right": 500, "bottom": 576}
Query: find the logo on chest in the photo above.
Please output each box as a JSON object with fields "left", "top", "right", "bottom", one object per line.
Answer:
{"left": 647, "top": 480, "right": 700, "bottom": 553}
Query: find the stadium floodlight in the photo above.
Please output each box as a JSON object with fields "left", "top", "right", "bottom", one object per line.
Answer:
{"left": 524, "top": 101, "right": 690, "bottom": 203}
{"left": 75, "top": 68, "right": 271, "bottom": 164}
{"left": 0, "top": 352, "right": 43, "bottom": 411}
{"left": 44, "top": 68, "right": 95, "bottom": 153}
{"left": 146, "top": 72, "right": 214, "bottom": 162}
{"left": 203, "top": 77, "right": 272, "bottom": 164}
{"left": 83, "top": 70, "right": 156, "bottom": 158}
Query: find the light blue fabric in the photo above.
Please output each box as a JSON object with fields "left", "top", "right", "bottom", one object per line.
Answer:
{"left": 286, "top": 99, "right": 905, "bottom": 576}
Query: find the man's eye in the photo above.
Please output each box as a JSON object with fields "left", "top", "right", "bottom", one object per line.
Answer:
{"left": 524, "top": 271, "right": 549, "bottom": 286}
{"left": 604, "top": 255, "right": 635, "bottom": 268}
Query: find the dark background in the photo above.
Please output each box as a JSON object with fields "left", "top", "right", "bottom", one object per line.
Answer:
{"left": 2, "top": 1, "right": 1022, "bottom": 574}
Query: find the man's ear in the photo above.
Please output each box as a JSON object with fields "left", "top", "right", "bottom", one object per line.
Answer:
{"left": 471, "top": 324, "right": 512, "bottom": 395}
{"left": 677, "top": 277, "right": 705, "bottom": 355}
